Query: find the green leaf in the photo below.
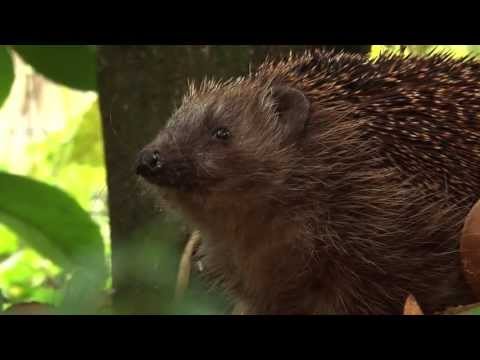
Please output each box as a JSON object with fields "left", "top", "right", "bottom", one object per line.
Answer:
{"left": 0, "top": 172, "right": 107, "bottom": 279}
{"left": 0, "top": 224, "right": 19, "bottom": 256}
{"left": 0, "top": 249, "right": 60, "bottom": 302}
{"left": 68, "top": 101, "right": 104, "bottom": 166}
{"left": 461, "top": 306, "right": 480, "bottom": 315}
{"left": 12, "top": 46, "right": 97, "bottom": 91}
{"left": 0, "top": 46, "right": 14, "bottom": 108}
{"left": 58, "top": 269, "right": 107, "bottom": 314}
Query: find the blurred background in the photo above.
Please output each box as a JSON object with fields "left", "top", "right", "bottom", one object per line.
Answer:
{"left": 0, "top": 45, "right": 478, "bottom": 314}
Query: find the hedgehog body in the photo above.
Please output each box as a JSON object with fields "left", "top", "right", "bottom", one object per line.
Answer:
{"left": 137, "top": 50, "right": 480, "bottom": 314}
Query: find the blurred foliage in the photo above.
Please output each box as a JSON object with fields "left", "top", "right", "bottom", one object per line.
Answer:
{"left": 0, "top": 224, "right": 19, "bottom": 257}
{"left": 0, "top": 47, "right": 14, "bottom": 108}
{"left": 0, "top": 46, "right": 108, "bottom": 313}
{"left": 465, "top": 307, "right": 480, "bottom": 315}
{"left": 13, "top": 46, "right": 97, "bottom": 91}
{"left": 27, "top": 100, "right": 107, "bottom": 211}
{"left": 0, "top": 172, "right": 106, "bottom": 271}
{"left": 0, "top": 248, "right": 62, "bottom": 304}
{"left": 68, "top": 103, "right": 105, "bottom": 167}
{"left": 0, "top": 46, "right": 224, "bottom": 315}
{"left": 0, "top": 45, "right": 479, "bottom": 315}
{"left": 370, "top": 45, "right": 480, "bottom": 59}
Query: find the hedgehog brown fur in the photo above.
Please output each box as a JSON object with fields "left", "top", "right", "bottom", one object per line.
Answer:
{"left": 136, "top": 49, "right": 480, "bottom": 314}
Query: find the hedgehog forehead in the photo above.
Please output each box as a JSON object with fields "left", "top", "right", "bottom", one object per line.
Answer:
{"left": 166, "top": 99, "right": 207, "bottom": 131}
{"left": 174, "top": 82, "right": 268, "bottom": 127}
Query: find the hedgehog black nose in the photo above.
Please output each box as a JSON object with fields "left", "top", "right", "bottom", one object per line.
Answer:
{"left": 135, "top": 149, "right": 164, "bottom": 177}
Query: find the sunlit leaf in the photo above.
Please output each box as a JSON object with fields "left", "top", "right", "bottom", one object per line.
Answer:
{"left": 468, "top": 46, "right": 480, "bottom": 56}
{"left": 25, "top": 100, "right": 106, "bottom": 210}
{"left": 369, "top": 45, "right": 385, "bottom": 59}
{"left": 442, "top": 302, "right": 480, "bottom": 315}
{"left": 12, "top": 46, "right": 97, "bottom": 91}
{"left": 463, "top": 306, "right": 480, "bottom": 315}
{"left": 0, "top": 172, "right": 107, "bottom": 279}
{"left": 0, "top": 224, "right": 19, "bottom": 256}
{"left": 0, "top": 249, "right": 60, "bottom": 302}
{"left": 370, "top": 45, "right": 480, "bottom": 60}
{"left": 0, "top": 46, "right": 14, "bottom": 108}
{"left": 370, "top": 45, "right": 410, "bottom": 59}
{"left": 68, "top": 101, "right": 104, "bottom": 167}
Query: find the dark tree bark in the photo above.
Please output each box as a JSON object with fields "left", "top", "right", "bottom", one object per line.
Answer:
{"left": 97, "top": 45, "right": 370, "bottom": 314}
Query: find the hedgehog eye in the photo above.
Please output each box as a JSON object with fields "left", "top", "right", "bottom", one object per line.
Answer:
{"left": 212, "top": 127, "right": 231, "bottom": 141}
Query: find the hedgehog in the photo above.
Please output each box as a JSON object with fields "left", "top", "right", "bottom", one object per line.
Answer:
{"left": 135, "top": 49, "right": 480, "bottom": 314}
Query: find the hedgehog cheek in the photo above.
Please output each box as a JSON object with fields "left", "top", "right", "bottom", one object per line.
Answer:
{"left": 271, "top": 85, "right": 310, "bottom": 138}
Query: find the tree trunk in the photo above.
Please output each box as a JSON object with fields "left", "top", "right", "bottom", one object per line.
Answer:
{"left": 97, "top": 45, "right": 370, "bottom": 314}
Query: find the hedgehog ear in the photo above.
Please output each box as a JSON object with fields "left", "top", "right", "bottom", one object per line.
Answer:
{"left": 271, "top": 85, "right": 310, "bottom": 136}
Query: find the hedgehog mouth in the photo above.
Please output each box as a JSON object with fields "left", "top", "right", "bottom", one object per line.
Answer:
{"left": 139, "top": 172, "right": 196, "bottom": 192}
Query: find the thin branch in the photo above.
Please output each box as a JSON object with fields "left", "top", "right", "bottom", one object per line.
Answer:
{"left": 174, "top": 230, "right": 201, "bottom": 302}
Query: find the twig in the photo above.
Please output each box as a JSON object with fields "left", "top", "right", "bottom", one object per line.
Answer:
{"left": 174, "top": 230, "right": 201, "bottom": 302}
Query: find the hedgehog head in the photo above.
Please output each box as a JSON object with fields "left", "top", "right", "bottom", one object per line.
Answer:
{"left": 135, "top": 77, "right": 311, "bottom": 209}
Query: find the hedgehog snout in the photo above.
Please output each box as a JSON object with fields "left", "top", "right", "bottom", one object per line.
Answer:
{"left": 135, "top": 145, "right": 195, "bottom": 191}
{"left": 135, "top": 148, "right": 165, "bottom": 178}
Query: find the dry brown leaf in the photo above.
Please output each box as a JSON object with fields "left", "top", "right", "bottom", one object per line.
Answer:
{"left": 460, "top": 199, "right": 480, "bottom": 300}
{"left": 403, "top": 294, "right": 424, "bottom": 315}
